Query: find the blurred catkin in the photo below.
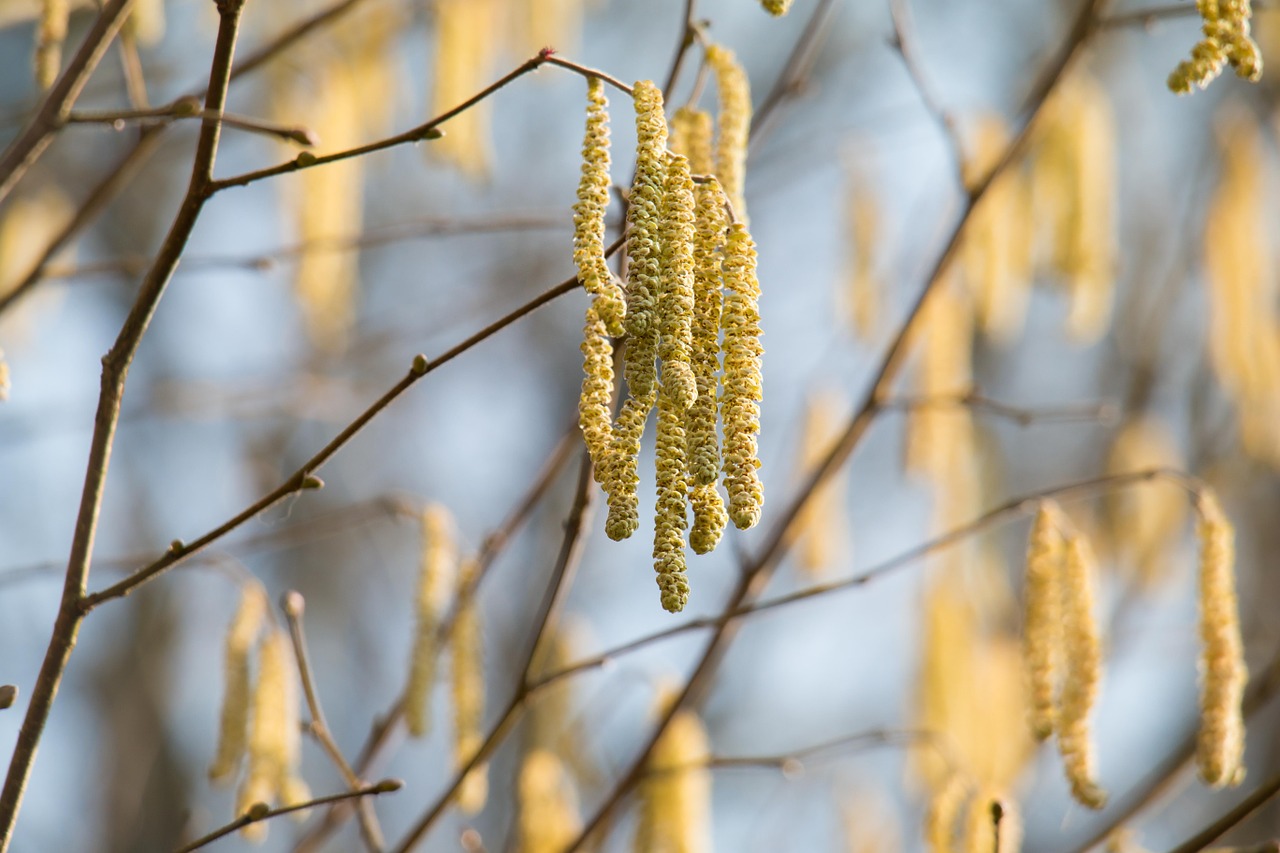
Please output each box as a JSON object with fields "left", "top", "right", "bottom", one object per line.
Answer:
{"left": 1029, "top": 74, "right": 1116, "bottom": 344}
{"left": 707, "top": 45, "right": 752, "bottom": 225}
{"left": 923, "top": 773, "right": 968, "bottom": 853}
{"left": 635, "top": 704, "right": 713, "bottom": 852}
{"left": 209, "top": 583, "right": 268, "bottom": 784}
{"left": 1057, "top": 533, "right": 1106, "bottom": 809}
{"left": 1023, "top": 501, "right": 1065, "bottom": 741}
{"left": 962, "top": 790, "right": 1021, "bottom": 853}
{"left": 452, "top": 558, "right": 489, "bottom": 814}
{"left": 961, "top": 116, "right": 1032, "bottom": 346}
{"left": 843, "top": 168, "right": 882, "bottom": 343}
{"left": 721, "top": 222, "right": 765, "bottom": 530}
{"left": 573, "top": 77, "right": 625, "bottom": 336}
{"left": 1104, "top": 416, "right": 1187, "bottom": 584}
{"left": 405, "top": 504, "right": 459, "bottom": 738}
{"left": 1203, "top": 108, "right": 1280, "bottom": 466}
{"left": 237, "top": 629, "right": 301, "bottom": 840}
{"left": 1195, "top": 490, "right": 1247, "bottom": 787}
{"left": 761, "top": 0, "right": 794, "bottom": 15}
{"left": 430, "top": 0, "right": 498, "bottom": 177}
{"left": 34, "top": 0, "right": 67, "bottom": 89}
{"left": 793, "top": 392, "right": 851, "bottom": 576}
{"left": 514, "top": 0, "right": 583, "bottom": 55}
{"left": 517, "top": 749, "right": 582, "bottom": 853}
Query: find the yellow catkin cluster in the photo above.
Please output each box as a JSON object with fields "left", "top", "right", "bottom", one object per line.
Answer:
{"left": 1194, "top": 490, "right": 1247, "bottom": 788}
{"left": 1104, "top": 416, "right": 1187, "bottom": 585}
{"left": 961, "top": 116, "right": 1033, "bottom": 346}
{"left": 1029, "top": 74, "right": 1116, "bottom": 344}
{"left": 430, "top": 0, "right": 498, "bottom": 177}
{"left": 517, "top": 749, "right": 582, "bottom": 853}
{"left": 209, "top": 583, "right": 268, "bottom": 784}
{"left": 658, "top": 155, "right": 699, "bottom": 411}
{"left": 452, "top": 558, "right": 489, "bottom": 814}
{"left": 34, "top": 0, "right": 68, "bottom": 89}
{"left": 603, "top": 79, "right": 668, "bottom": 542}
{"left": 1057, "top": 532, "right": 1107, "bottom": 809}
{"left": 1202, "top": 108, "right": 1280, "bottom": 466}
{"left": 635, "top": 705, "right": 713, "bottom": 852}
{"left": 406, "top": 504, "right": 459, "bottom": 738}
{"left": 760, "top": 0, "right": 794, "bottom": 14}
{"left": 688, "top": 183, "right": 725, "bottom": 480}
{"left": 237, "top": 629, "right": 306, "bottom": 840}
{"left": 707, "top": 45, "right": 752, "bottom": 225}
{"left": 1022, "top": 501, "right": 1065, "bottom": 741}
{"left": 290, "top": 63, "right": 365, "bottom": 352}
{"left": 654, "top": 389, "right": 693, "bottom": 613}
{"left": 793, "top": 392, "right": 851, "bottom": 576}
{"left": 574, "top": 78, "right": 626, "bottom": 336}
{"left": 721, "top": 222, "right": 764, "bottom": 530}
{"left": 1169, "top": 0, "right": 1262, "bottom": 93}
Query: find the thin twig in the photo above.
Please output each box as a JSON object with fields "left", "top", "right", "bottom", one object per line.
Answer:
{"left": 541, "top": 56, "right": 635, "bottom": 96}
{"left": 174, "top": 781, "right": 402, "bottom": 853}
{"left": 66, "top": 104, "right": 318, "bottom": 146}
{"left": 751, "top": 0, "right": 842, "bottom": 141}
{"left": 661, "top": 0, "right": 699, "bottom": 100}
{"left": 281, "top": 593, "right": 385, "bottom": 853}
{"left": 80, "top": 236, "right": 621, "bottom": 611}
{"left": 0, "top": 0, "right": 249, "bottom": 846}
{"left": 886, "top": 0, "right": 967, "bottom": 178}
{"left": 878, "top": 391, "right": 1117, "bottom": 427}
{"left": 561, "top": 2, "right": 1108, "bottom": 847}
{"left": 0, "top": 0, "right": 136, "bottom": 204}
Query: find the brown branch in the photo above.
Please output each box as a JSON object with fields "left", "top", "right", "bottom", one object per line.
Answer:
{"left": 878, "top": 391, "right": 1117, "bottom": 427}
{"left": 661, "top": 0, "right": 699, "bottom": 100}
{"left": 751, "top": 0, "right": 842, "bottom": 140}
{"left": 562, "top": 1, "right": 1108, "bottom": 847}
{"left": 0, "top": 0, "right": 136, "bottom": 204}
{"left": 0, "top": 0, "right": 249, "bottom": 846}
{"left": 541, "top": 56, "right": 635, "bottom": 96}
{"left": 174, "top": 780, "right": 402, "bottom": 853}
{"left": 66, "top": 104, "right": 318, "bottom": 146}
{"left": 281, "top": 592, "right": 385, "bottom": 853}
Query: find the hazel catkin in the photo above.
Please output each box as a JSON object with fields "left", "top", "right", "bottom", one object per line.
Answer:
{"left": 578, "top": 301, "right": 615, "bottom": 476}
{"left": 209, "top": 583, "right": 268, "bottom": 784}
{"left": 653, "top": 388, "right": 692, "bottom": 613}
{"left": 707, "top": 45, "right": 752, "bottom": 224}
{"left": 573, "top": 77, "right": 625, "bottom": 336}
{"left": 452, "top": 558, "right": 490, "bottom": 814}
{"left": 405, "top": 504, "right": 458, "bottom": 738}
{"left": 1195, "top": 489, "right": 1247, "bottom": 788}
{"left": 657, "top": 154, "right": 698, "bottom": 412}
{"left": 720, "top": 222, "right": 765, "bottom": 530}
{"left": 688, "top": 171, "right": 726, "bottom": 489}
{"left": 1023, "top": 501, "right": 1065, "bottom": 742}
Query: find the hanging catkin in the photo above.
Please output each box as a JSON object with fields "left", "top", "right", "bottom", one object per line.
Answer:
{"left": 1104, "top": 416, "right": 1187, "bottom": 585}
{"left": 579, "top": 301, "right": 616, "bottom": 475}
{"left": 720, "top": 222, "right": 764, "bottom": 530}
{"left": 793, "top": 392, "right": 851, "bottom": 575}
{"left": 654, "top": 388, "right": 692, "bottom": 613}
{"left": 1057, "top": 533, "right": 1106, "bottom": 809}
{"left": 573, "top": 77, "right": 626, "bottom": 336}
{"left": 658, "top": 154, "right": 699, "bottom": 412}
{"left": 1169, "top": 0, "right": 1262, "bottom": 93}
{"left": 209, "top": 583, "right": 268, "bottom": 784}
{"left": 604, "top": 79, "right": 667, "bottom": 542}
{"left": 760, "top": 0, "right": 794, "bottom": 14}
{"left": 452, "top": 558, "right": 489, "bottom": 814}
{"left": 405, "top": 504, "right": 458, "bottom": 738}
{"left": 34, "top": 0, "right": 68, "bottom": 89}
{"left": 429, "top": 0, "right": 498, "bottom": 177}
{"left": 1194, "top": 489, "right": 1247, "bottom": 787}
{"left": 686, "top": 126, "right": 724, "bottom": 488}
{"left": 1022, "top": 501, "right": 1065, "bottom": 742}
{"left": 707, "top": 45, "right": 752, "bottom": 225}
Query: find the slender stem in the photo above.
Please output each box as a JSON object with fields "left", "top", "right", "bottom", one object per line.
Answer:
{"left": 661, "top": 0, "right": 698, "bottom": 99}
{"left": 887, "top": 0, "right": 967, "bottom": 179}
{"left": 281, "top": 593, "right": 385, "bottom": 853}
{"left": 878, "top": 391, "right": 1117, "bottom": 427}
{"left": 0, "top": 2, "right": 248, "bottom": 845}
{"left": 562, "top": 1, "right": 1107, "bottom": 847}
{"left": 751, "top": 0, "right": 841, "bottom": 140}
{"left": 82, "top": 237, "right": 621, "bottom": 609}
{"left": 1165, "top": 772, "right": 1280, "bottom": 853}
{"left": 174, "top": 781, "right": 401, "bottom": 853}
{"left": 541, "top": 56, "right": 635, "bottom": 95}
{"left": 0, "top": 0, "right": 136, "bottom": 204}
{"left": 66, "top": 105, "right": 317, "bottom": 146}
